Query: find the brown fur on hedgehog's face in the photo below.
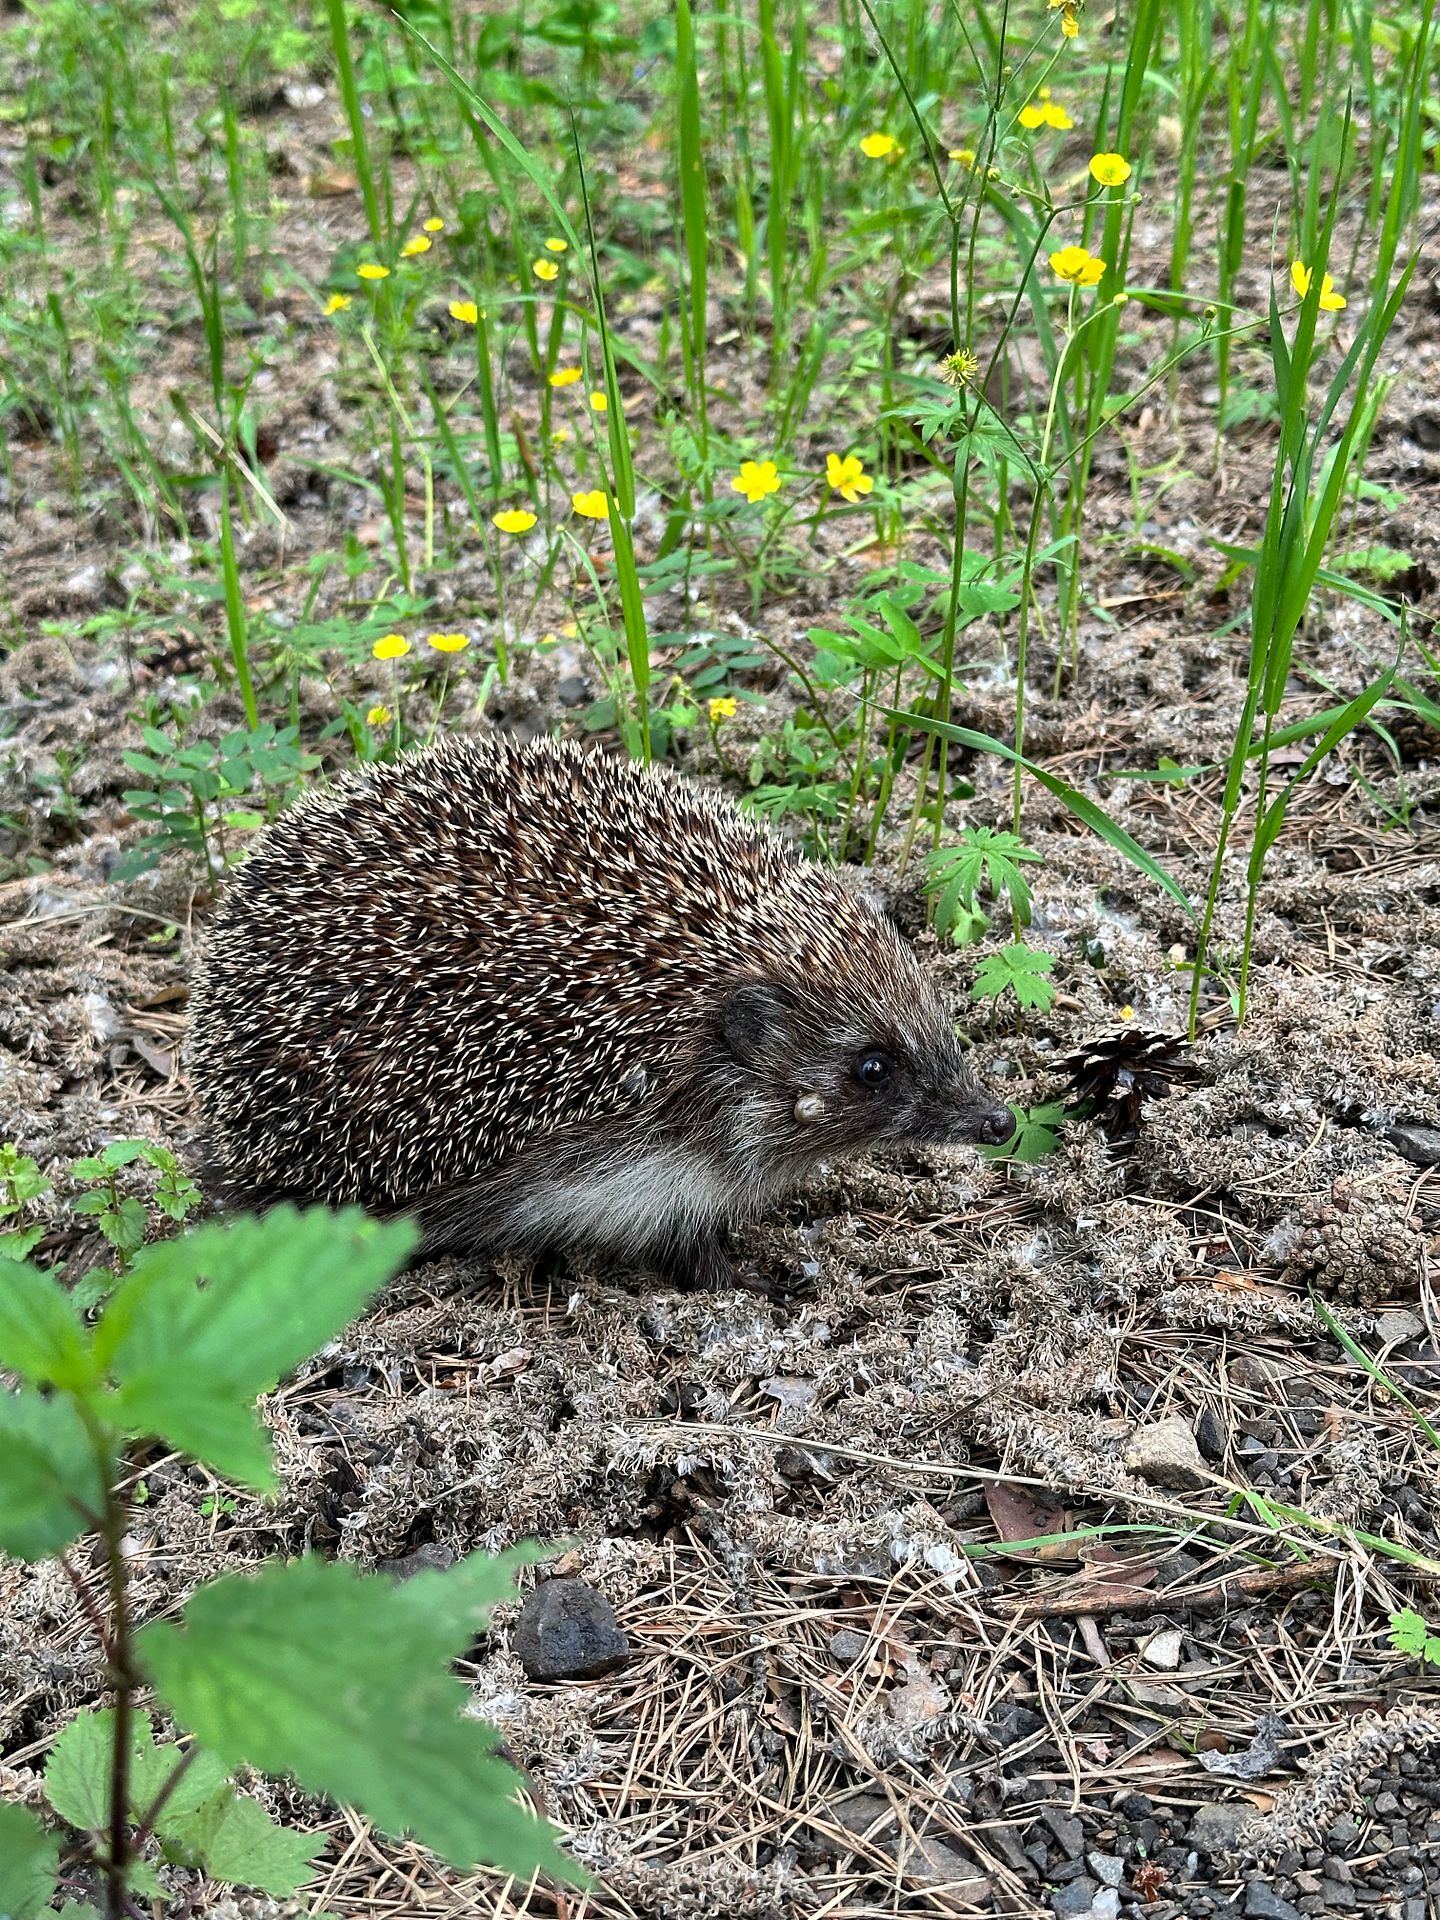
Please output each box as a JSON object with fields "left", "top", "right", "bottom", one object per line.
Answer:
{"left": 711, "top": 971, "right": 1015, "bottom": 1175}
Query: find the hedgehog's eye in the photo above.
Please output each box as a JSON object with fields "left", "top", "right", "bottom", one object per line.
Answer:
{"left": 855, "top": 1052, "right": 893, "bottom": 1089}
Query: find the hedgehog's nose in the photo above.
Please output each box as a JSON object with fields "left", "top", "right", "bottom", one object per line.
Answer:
{"left": 976, "top": 1104, "right": 1016, "bottom": 1147}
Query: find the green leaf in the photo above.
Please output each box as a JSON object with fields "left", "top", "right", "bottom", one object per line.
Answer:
{"left": 172, "top": 1788, "right": 321, "bottom": 1895}
{"left": 982, "top": 1100, "right": 1067, "bottom": 1165}
{"left": 0, "top": 1258, "right": 96, "bottom": 1392}
{"left": 889, "top": 711, "right": 1197, "bottom": 923}
{"left": 44, "top": 1708, "right": 113, "bottom": 1832}
{"left": 1390, "top": 1607, "right": 1431, "bottom": 1658}
{"left": 971, "top": 944, "right": 1057, "bottom": 1013}
{"left": 0, "top": 1388, "right": 108, "bottom": 1560}
{"left": 0, "top": 1801, "right": 59, "bottom": 1919}
{"left": 137, "top": 1553, "right": 579, "bottom": 1883}
{"left": 97, "top": 1208, "right": 416, "bottom": 1492}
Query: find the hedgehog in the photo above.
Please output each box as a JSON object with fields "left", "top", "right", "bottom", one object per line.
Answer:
{"left": 188, "top": 733, "right": 1014, "bottom": 1290}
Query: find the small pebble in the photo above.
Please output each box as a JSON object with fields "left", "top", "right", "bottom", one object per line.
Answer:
{"left": 1141, "top": 1626, "right": 1184, "bottom": 1671}
{"left": 512, "top": 1576, "right": 629, "bottom": 1681}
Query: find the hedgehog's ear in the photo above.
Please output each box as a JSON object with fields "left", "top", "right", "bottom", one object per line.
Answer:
{"left": 722, "top": 981, "right": 798, "bottom": 1064}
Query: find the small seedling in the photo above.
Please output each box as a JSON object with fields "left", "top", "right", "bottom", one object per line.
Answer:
{"left": 0, "top": 1142, "right": 51, "bottom": 1260}
{"left": 926, "top": 827, "right": 1042, "bottom": 943}
{"left": 1389, "top": 1608, "right": 1440, "bottom": 1667}
{"left": 971, "top": 942, "right": 1058, "bottom": 1015}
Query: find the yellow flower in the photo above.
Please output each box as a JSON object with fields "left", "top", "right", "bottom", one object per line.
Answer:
{"left": 492, "top": 508, "right": 538, "bottom": 534}
{"left": 400, "top": 236, "right": 431, "bottom": 257}
{"left": 533, "top": 258, "right": 560, "bottom": 282}
{"left": 322, "top": 293, "right": 352, "bottom": 315}
{"left": 1049, "top": 244, "right": 1106, "bottom": 287}
{"left": 1021, "top": 100, "right": 1073, "bottom": 130}
{"left": 544, "top": 236, "right": 568, "bottom": 253}
{"left": 373, "top": 633, "right": 409, "bottom": 660}
{"left": 423, "top": 217, "right": 445, "bottom": 233}
{"left": 449, "top": 300, "right": 479, "bottom": 324}
{"left": 709, "top": 695, "right": 739, "bottom": 724}
{"left": 1049, "top": 0, "right": 1082, "bottom": 34}
{"left": 572, "top": 489, "right": 611, "bottom": 521}
{"left": 860, "top": 132, "right": 898, "bottom": 159}
{"left": 356, "top": 262, "right": 390, "bottom": 281}
{"left": 1089, "top": 152, "right": 1132, "bottom": 187}
{"left": 826, "top": 452, "right": 873, "bottom": 504}
{"left": 731, "top": 459, "right": 782, "bottom": 504}
{"left": 1290, "top": 259, "right": 1347, "bottom": 311}
{"left": 590, "top": 390, "right": 608, "bottom": 412}
{"left": 549, "top": 367, "right": 583, "bottom": 387}
{"left": 949, "top": 146, "right": 977, "bottom": 166}
{"left": 940, "top": 346, "right": 981, "bottom": 389}
{"left": 366, "top": 704, "right": 392, "bottom": 726}
{"left": 427, "top": 632, "right": 471, "bottom": 653}
{"left": 551, "top": 427, "right": 572, "bottom": 447}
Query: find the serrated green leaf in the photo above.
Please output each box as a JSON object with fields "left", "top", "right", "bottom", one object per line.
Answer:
{"left": 1390, "top": 1607, "right": 1431, "bottom": 1657}
{"left": 179, "top": 1790, "right": 321, "bottom": 1895}
{"left": 0, "top": 1259, "right": 96, "bottom": 1392}
{"left": 0, "top": 1388, "right": 108, "bottom": 1561}
{"left": 0, "top": 1800, "right": 59, "bottom": 1919}
{"left": 97, "top": 1208, "right": 416, "bottom": 1492}
{"left": 138, "top": 1554, "right": 579, "bottom": 1882}
{"left": 44, "top": 1708, "right": 112, "bottom": 1831}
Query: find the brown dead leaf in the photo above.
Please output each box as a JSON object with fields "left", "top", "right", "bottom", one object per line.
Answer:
{"left": 306, "top": 168, "right": 359, "bottom": 197}
{"left": 983, "top": 1481, "right": 1079, "bottom": 1563}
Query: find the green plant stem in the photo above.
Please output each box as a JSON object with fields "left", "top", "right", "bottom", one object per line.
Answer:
{"left": 98, "top": 1463, "right": 133, "bottom": 1917}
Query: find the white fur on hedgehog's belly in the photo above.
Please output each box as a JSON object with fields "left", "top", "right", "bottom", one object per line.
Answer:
{"left": 497, "top": 1143, "right": 762, "bottom": 1256}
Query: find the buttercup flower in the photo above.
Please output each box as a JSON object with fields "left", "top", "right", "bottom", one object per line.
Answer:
{"left": 449, "top": 300, "right": 479, "bottom": 324}
{"left": 731, "top": 459, "right": 782, "bottom": 504}
{"left": 373, "top": 633, "right": 409, "bottom": 660}
{"left": 940, "top": 346, "right": 981, "bottom": 389}
{"left": 572, "top": 489, "right": 611, "bottom": 521}
{"left": 590, "top": 391, "right": 608, "bottom": 412}
{"left": 427, "top": 632, "right": 471, "bottom": 653}
{"left": 400, "top": 236, "right": 431, "bottom": 257}
{"left": 1291, "top": 260, "right": 1347, "bottom": 311}
{"left": 533, "top": 258, "right": 560, "bottom": 282}
{"left": 492, "top": 509, "right": 538, "bottom": 534}
{"left": 1020, "top": 100, "right": 1074, "bottom": 130}
{"left": 1049, "top": 0, "right": 1082, "bottom": 35}
{"left": 826, "top": 452, "right": 873, "bottom": 504}
{"left": 322, "top": 293, "right": 351, "bottom": 315}
{"left": 366, "top": 704, "right": 391, "bottom": 726}
{"left": 1049, "top": 244, "right": 1106, "bottom": 287}
{"left": 549, "top": 367, "right": 583, "bottom": 387}
{"left": 356, "top": 263, "right": 390, "bottom": 281}
{"left": 860, "top": 132, "right": 898, "bottom": 159}
{"left": 1089, "top": 152, "right": 1132, "bottom": 187}
{"left": 949, "top": 146, "right": 977, "bottom": 166}
{"left": 709, "top": 695, "right": 738, "bottom": 724}
{"left": 544, "top": 236, "right": 568, "bottom": 253}
{"left": 423, "top": 217, "right": 445, "bottom": 233}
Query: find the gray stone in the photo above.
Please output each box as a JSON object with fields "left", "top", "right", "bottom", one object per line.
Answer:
{"left": 1051, "top": 1880, "right": 1099, "bottom": 1917}
{"left": 378, "top": 1543, "right": 455, "bottom": 1580}
{"left": 1320, "top": 1883, "right": 1355, "bottom": 1911}
{"left": 1041, "top": 1806, "right": 1085, "bottom": 1857}
{"left": 1188, "top": 1802, "right": 1249, "bottom": 1856}
{"left": 1142, "top": 1627, "right": 1185, "bottom": 1670}
{"left": 1244, "top": 1884, "right": 1302, "bottom": 1920}
{"left": 1088, "top": 1852, "right": 1124, "bottom": 1888}
{"left": 1196, "top": 1406, "right": 1228, "bottom": 1460}
{"left": 1090, "top": 1897, "right": 1120, "bottom": 1920}
{"left": 1385, "top": 1122, "right": 1440, "bottom": 1168}
{"left": 1374, "top": 1309, "right": 1423, "bottom": 1345}
{"left": 512, "top": 1577, "right": 629, "bottom": 1681}
{"left": 1123, "top": 1415, "right": 1210, "bottom": 1491}
{"left": 829, "top": 1628, "right": 872, "bottom": 1664}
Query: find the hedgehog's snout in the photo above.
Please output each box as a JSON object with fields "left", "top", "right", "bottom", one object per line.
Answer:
{"left": 924, "top": 1071, "right": 1016, "bottom": 1149}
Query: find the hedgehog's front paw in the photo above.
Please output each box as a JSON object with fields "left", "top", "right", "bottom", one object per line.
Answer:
{"left": 656, "top": 1231, "right": 775, "bottom": 1296}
